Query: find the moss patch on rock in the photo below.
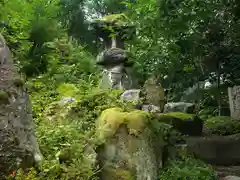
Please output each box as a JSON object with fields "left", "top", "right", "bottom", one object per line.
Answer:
{"left": 95, "top": 107, "right": 183, "bottom": 145}
{"left": 92, "top": 13, "right": 132, "bottom": 27}
{"left": 155, "top": 112, "right": 203, "bottom": 136}
{"left": 163, "top": 112, "right": 194, "bottom": 120}
{"left": 96, "top": 108, "right": 149, "bottom": 141}
{"left": 91, "top": 13, "right": 135, "bottom": 40}
{"left": 205, "top": 116, "right": 240, "bottom": 135}
{"left": 103, "top": 167, "right": 136, "bottom": 180}
{"left": 96, "top": 108, "right": 183, "bottom": 180}
{"left": 0, "top": 91, "right": 9, "bottom": 103}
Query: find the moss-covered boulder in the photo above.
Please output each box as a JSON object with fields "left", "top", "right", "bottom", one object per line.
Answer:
{"left": 95, "top": 108, "right": 180, "bottom": 180}
{"left": 157, "top": 112, "right": 203, "bottom": 136}
{"left": 204, "top": 116, "right": 240, "bottom": 135}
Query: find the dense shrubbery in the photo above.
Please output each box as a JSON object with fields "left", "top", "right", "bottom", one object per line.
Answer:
{"left": 205, "top": 116, "right": 240, "bottom": 136}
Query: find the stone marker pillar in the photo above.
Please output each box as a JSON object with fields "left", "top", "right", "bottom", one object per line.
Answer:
{"left": 228, "top": 86, "right": 240, "bottom": 119}
{"left": 91, "top": 14, "right": 135, "bottom": 90}
{"left": 142, "top": 76, "right": 165, "bottom": 113}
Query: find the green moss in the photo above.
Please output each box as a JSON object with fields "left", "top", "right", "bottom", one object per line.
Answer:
{"left": 163, "top": 112, "right": 194, "bottom": 120}
{"left": 125, "top": 110, "right": 148, "bottom": 135}
{"left": 96, "top": 108, "right": 149, "bottom": 141}
{"left": 92, "top": 13, "right": 132, "bottom": 27}
{"left": 0, "top": 91, "right": 9, "bottom": 101}
{"left": 105, "top": 167, "right": 135, "bottom": 180}
{"left": 57, "top": 83, "right": 78, "bottom": 97}
{"left": 205, "top": 116, "right": 240, "bottom": 135}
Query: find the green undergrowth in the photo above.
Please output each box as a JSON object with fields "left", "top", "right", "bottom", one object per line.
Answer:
{"left": 10, "top": 72, "right": 202, "bottom": 179}
{"left": 9, "top": 73, "right": 104, "bottom": 179}
{"left": 159, "top": 157, "right": 218, "bottom": 180}
{"left": 9, "top": 73, "right": 136, "bottom": 179}
{"left": 205, "top": 116, "right": 240, "bottom": 135}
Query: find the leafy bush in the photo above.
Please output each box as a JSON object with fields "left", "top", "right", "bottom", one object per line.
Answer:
{"left": 68, "top": 89, "right": 133, "bottom": 131}
{"left": 197, "top": 107, "right": 216, "bottom": 121}
{"left": 159, "top": 157, "right": 217, "bottom": 180}
{"left": 205, "top": 116, "right": 240, "bottom": 135}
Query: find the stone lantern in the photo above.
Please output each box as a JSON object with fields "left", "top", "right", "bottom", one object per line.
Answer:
{"left": 91, "top": 14, "right": 135, "bottom": 90}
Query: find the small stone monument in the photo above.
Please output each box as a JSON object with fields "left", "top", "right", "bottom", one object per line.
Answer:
{"left": 142, "top": 76, "right": 165, "bottom": 112}
{"left": 228, "top": 85, "right": 240, "bottom": 119}
{"left": 91, "top": 14, "right": 135, "bottom": 90}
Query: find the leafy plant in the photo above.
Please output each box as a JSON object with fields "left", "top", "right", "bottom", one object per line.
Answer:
{"left": 159, "top": 157, "right": 217, "bottom": 180}
{"left": 205, "top": 116, "right": 240, "bottom": 135}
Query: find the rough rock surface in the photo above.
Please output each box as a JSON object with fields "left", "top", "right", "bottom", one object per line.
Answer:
{"left": 142, "top": 76, "right": 165, "bottom": 112}
{"left": 120, "top": 89, "right": 162, "bottom": 112}
{"left": 164, "top": 102, "right": 195, "bottom": 113}
{"left": 0, "top": 33, "right": 42, "bottom": 176}
{"left": 95, "top": 108, "right": 167, "bottom": 180}
{"left": 141, "top": 104, "right": 161, "bottom": 113}
{"left": 186, "top": 135, "right": 240, "bottom": 165}
{"left": 222, "top": 176, "right": 240, "bottom": 180}
{"left": 120, "top": 89, "right": 141, "bottom": 103}
{"left": 96, "top": 48, "right": 129, "bottom": 66}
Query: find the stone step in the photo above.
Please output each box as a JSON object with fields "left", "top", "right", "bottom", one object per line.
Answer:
{"left": 213, "top": 166, "right": 240, "bottom": 179}
{"left": 184, "top": 135, "right": 240, "bottom": 166}
{"left": 172, "top": 144, "right": 240, "bottom": 179}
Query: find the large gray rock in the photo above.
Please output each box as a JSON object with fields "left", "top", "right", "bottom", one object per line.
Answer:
{"left": 164, "top": 102, "right": 195, "bottom": 113}
{"left": 120, "top": 89, "right": 140, "bottom": 103}
{"left": 96, "top": 48, "right": 129, "bottom": 66}
{"left": 0, "top": 34, "right": 42, "bottom": 176}
{"left": 95, "top": 108, "right": 165, "bottom": 180}
{"left": 58, "top": 96, "right": 76, "bottom": 106}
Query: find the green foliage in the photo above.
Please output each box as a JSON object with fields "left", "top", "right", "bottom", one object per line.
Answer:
{"left": 44, "top": 37, "right": 98, "bottom": 81}
{"left": 35, "top": 119, "right": 97, "bottom": 179}
{"left": 159, "top": 157, "right": 217, "bottom": 180}
{"left": 92, "top": 13, "right": 132, "bottom": 26}
{"left": 3, "top": 0, "right": 240, "bottom": 178}
{"left": 126, "top": 0, "right": 240, "bottom": 93}
{"left": 18, "top": 75, "right": 100, "bottom": 179}
{"left": 68, "top": 89, "right": 127, "bottom": 131}
{"left": 57, "top": 83, "right": 79, "bottom": 97}
{"left": 205, "top": 116, "right": 240, "bottom": 135}
{"left": 198, "top": 108, "right": 216, "bottom": 120}
{"left": 1, "top": 0, "right": 62, "bottom": 76}
{"left": 6, "top": 168, "right": 38, "bottom": 180}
